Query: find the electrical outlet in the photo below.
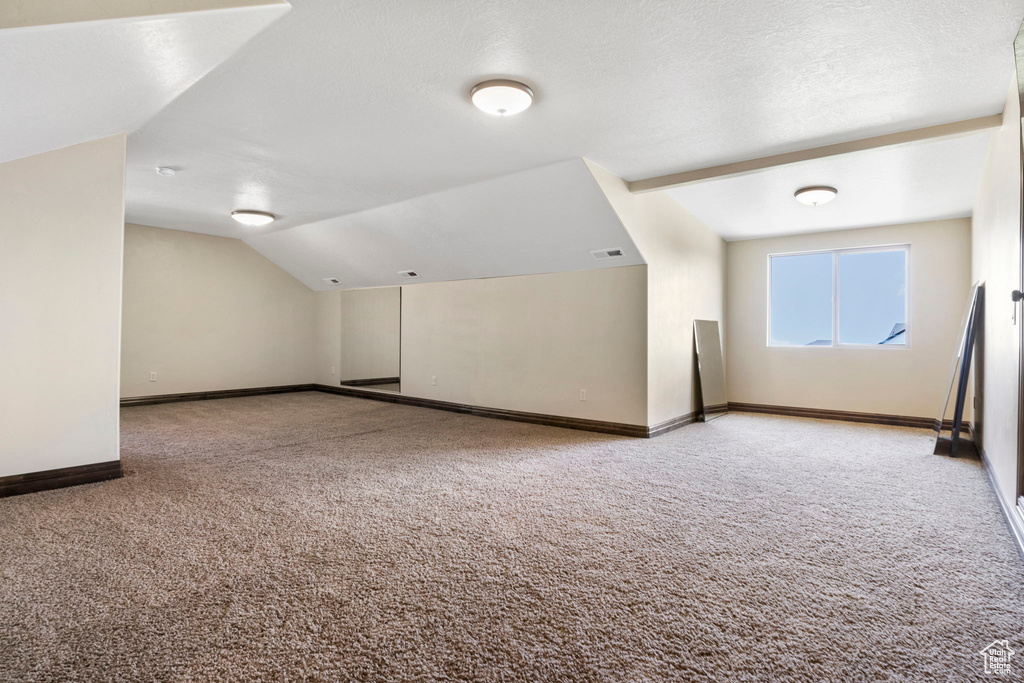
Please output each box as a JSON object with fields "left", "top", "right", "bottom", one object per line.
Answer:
{"left": 149, "top": 372, "right": 157, "bottom": 382}
{"left": 431, "top": 375, "right": 437, "bottom": 386}
{"left": 579, "top": 389, "right": 587, "bottom": 401}
{"left": 331, "top": 366, "right": 336, "bottom": 375}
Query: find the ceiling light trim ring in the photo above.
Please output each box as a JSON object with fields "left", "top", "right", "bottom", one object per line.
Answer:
{"left": 231, "top": 209, "right": 276, "bottom": 226}
{"left": 794, "top": 186, "right": 838, "bottom": 206}
{"left": 470, "top": 79, "right": 534, "bottom": 116}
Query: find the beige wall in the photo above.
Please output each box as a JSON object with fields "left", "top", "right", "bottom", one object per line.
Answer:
{"left": 121, "top": 224, "right": 315, "bottom": 397}
{"left": 339, "top": 287, "right": 401, "bottom": 381}
{"left": 972, "top": 80, "right": 1021, "bottom": 505}
{"left": 588, "top": 161, "right": 727, "bottom": 426}
{"left": 0, "top": 135, "right": 126, "bottom": 477}
{"left": 401, "top": 266, "right": 648, "bottom": 426}
{"left": 727, "top": 219, "right": 972, "bottom": 419}
{"left": 314, "top": 290, "right": 342, "bottom": 385}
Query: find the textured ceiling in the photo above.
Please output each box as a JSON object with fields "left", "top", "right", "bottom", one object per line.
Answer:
{"left": 5, "top": 0, "right": 1022, "bottom": 280}
{"left": 669, "top": 132, "right": 993, "bottom": 241}
{"left": 0, "top": 2, "right": 289, "bottom": 164}
{"left": 122, "top": 0, "right": 1024, "bottom": 238}
{"left": 244, "top": 159, "right": 643, "bottom": 291}
{"left": 0, "top": 0, "right": 286, "bottom": 29}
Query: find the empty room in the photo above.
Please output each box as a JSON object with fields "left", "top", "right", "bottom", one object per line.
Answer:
{"left": 4, "top": 1, "right": 1024, "bottom": 680}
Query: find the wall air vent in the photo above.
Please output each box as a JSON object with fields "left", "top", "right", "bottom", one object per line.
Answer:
{"left": 322, "top": 277, "right": 341, "bottom": 285}
{"left": 398, "top": 270, "right": 419, "bottom": 279}
{"left": 590, "top": 248, "right": 625, "bottom": 260}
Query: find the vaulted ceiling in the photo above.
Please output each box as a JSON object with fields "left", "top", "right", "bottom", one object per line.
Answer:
{"left": 4, "top": 0, "right": 1024, "bottom": 285}
{"left": 120, "top": 0, "right": 1024, "bottom": 241}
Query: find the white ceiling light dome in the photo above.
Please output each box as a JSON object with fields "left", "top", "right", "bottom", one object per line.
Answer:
{"left": 231, "top": 209, "right": 276, "bottom": 226}
{"left": 794, "top": 186, "right": 838, "bottom": 206}
{"left": 471, "top": 79, "right": 534, "bottom": 116}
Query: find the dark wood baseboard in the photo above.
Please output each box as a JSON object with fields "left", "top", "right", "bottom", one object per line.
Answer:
{"left": 0, "top": 460, "right": 123, "bottom": 498}
{"left": 121, "top": 384, "right": 317, "bottom": 407}
{"left": 314, "top": 384, "right": 690, "bottom": 438}
{"left": 315, "top": 384, "right": 648, "bottom": 437}
{"left": 649, "top": 411, "right": 700, "bottom": 437}
{"left": 120, "top": 381, "right": 697, "bottom": 439}
{"left": 338, "top": 377, "right": 400, "bottom": 387}
{"left": 728, "top": 402, "right": 966, "bottom": 431}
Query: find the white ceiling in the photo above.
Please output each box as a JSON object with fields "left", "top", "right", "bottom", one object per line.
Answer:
{"left": 0, "top": 2, "right": 289, "bottom": 165}
{"left": 120, "top": 0, "right": 1024, "bottom": 239}
{"left": 0, "top": 0, "right": 285, "bottom": 29}
{"left": 669, "top": 132, "right": 994, "bottom": 241}
{"left": 4, "top": 0, "right": 1023, "bottom": 281}
{"left": 245, "top": 159, "right": 643, "bottom": 291}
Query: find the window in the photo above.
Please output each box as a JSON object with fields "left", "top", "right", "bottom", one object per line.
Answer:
{"left": 769, "top": 245, "right": 908, "bottom": 348}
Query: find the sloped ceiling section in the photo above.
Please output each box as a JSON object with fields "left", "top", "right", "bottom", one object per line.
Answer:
{"left": 0, "top": 0, "right": 286, "bottom": 29}
{"left": 0, "top": 1, "right": 289, "bottom": 164}
{"left": 244, "top": 158, "right": 644, "bottom": 291}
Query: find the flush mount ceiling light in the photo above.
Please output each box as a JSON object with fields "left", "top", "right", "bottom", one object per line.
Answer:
{"left": 794, "top": 186, "right": 838, "bottom": 206}
{"left": 230, "top": 210, "right": 276, "bottom": 226}
{"left": 471, "top": 79, "right": 534, "bottom": 116}
{"left": 155, "top": 166, "right": 176, "bottom": 177}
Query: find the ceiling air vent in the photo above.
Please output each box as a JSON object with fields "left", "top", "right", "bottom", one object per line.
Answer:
{"left": 322, "top": 277, "right": 341, "bottom": 285}
{"left": 398, "top": 270, "right": 420, "bottom": 279}
{"left": 590, "top": 248, "right": 625, "bottom": 260}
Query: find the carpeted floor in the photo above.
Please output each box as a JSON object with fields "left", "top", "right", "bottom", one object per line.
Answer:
{"left": 2, "top": 392, "right": 1023, "bottom": 681}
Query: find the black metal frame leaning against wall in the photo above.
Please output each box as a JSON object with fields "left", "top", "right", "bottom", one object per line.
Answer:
{"left": 933, "top": 284, "right": 983, "bottom": 458}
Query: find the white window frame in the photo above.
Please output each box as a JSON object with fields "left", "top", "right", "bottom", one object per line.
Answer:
{"left": 767, "top": 244, "right": 911, "bottom": 349}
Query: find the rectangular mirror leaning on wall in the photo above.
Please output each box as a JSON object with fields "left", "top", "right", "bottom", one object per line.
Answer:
{"left": 338, "top": 286, "right": 401, "bottom": 394}
{"left": 694, "top": 320, "right": 728, "bottom": 421}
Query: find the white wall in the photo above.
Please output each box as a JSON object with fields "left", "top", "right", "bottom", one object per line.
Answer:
{"left": 401, "top": 266, "right": 648, "bottom": 426}
{"left": 0, "top": 135, "right": 125, "bottom": 477}
{"left": 972, "top": 80, "right": 1021, "bottom": 505}
{"left": 727, "top": 219, "right": 972, "bottom": 419}
{"left": 339, "top": 287, "right": 400, "bottom": 381}
{"left": 121, "top": 224, "right": 315, "bottom": 397}
{"left": 588, "top": 162, "right": 727, "bottom": 426}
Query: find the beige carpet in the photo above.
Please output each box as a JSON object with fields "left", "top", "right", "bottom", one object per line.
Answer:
{"left": 2, "top": 392, "right": 1023, "bottom": 682}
